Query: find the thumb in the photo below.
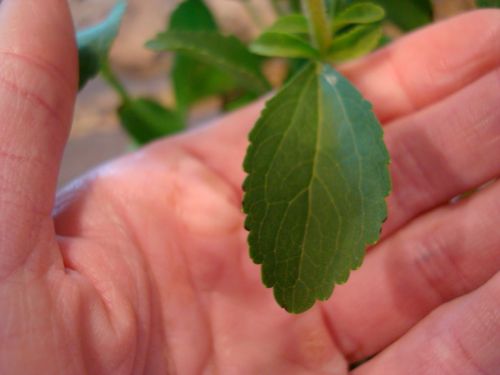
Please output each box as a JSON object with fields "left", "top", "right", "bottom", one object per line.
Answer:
{"left": 0, "top": 0, "right": 77, "bottom": 275}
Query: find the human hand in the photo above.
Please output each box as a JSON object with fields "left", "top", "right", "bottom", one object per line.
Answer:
{"left": 0, "top": 1, "right": 499, "bottom": 373}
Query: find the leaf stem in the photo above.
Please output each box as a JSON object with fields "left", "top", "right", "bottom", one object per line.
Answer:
{"left": 100, "top": 59, "right": 130, "bottom": 103}
{"left": 302, "top": 0, "right": 332, "bottom": 54}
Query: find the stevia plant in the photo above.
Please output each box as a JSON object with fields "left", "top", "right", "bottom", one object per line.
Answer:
{"left": 76, "top": 0, "right": 498, "bottom": 313}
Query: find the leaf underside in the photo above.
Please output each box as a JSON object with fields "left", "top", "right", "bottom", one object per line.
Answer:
{"left": 250, "top": 32, "right": 319, "bottom": 59}
{"left": 147, "top": 31, "right": 270, "bottom": 94}
{"left": 168, "top": 0, "right": 237, "bottom": 110}
{"left": 243, "top": 63, "right": 390, "bottom": 313}
{"left": 118, "top": 98, "right": 184, "bottom": 145}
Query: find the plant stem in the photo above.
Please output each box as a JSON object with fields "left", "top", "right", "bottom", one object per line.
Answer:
{"left": 100, "top": 59, "right": 130, "bottom": 103}
{"left": 302, "top": 0, "right": 332, "bottom": 54}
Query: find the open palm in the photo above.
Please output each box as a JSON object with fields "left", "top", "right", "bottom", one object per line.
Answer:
{"left": 1, "top": 2, "right": 499, "bottom": 374}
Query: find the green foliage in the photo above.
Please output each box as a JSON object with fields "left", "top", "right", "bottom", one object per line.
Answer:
{"left": 333, "top": 2, "right": 385, "bottom": 31}
{"left": 328, "top": 23, "right": 383, "bottom": 62}
{"left": 370, "top": 0, "right": 432, "bottom": 31}
{"left": 168, "top": 0, "right": 217, "bottom": 30}
{"left": 250, "top": 32, "right": 319, "bottom": 58}
{"left": 168, "top": 0, "right": 237, "bottom": 111}
{"left": 147, "top": 31, "right": 270, "bottom": 94}
{"left": 249, "top": 14, "right": 315, "bottom": 59}
{"left": 118, "top": 98, "right": 184, "bottom": 144}
{"left": 77, "top": 1, "right": 127, "bottom": 89}
{"left": 243, "top": 63, "right": 390, "bottom": 313}
{"left": 266, "top": 14, "right": 309, "bottom": 34}
{"left": 476, "top": 0, "right": 500, "bottom": 7}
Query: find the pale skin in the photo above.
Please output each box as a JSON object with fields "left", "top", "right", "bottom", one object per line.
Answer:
{"left": 0, "top": 1, "right": 499, "bottom": 373}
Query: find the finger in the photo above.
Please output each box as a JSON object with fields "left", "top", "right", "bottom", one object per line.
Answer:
{"left": 0, "top": 0, "right": 77, "bottom": 274}
{"left": 343, "top": 9, "right": 500, "bottom": 123}
{"left": 321, "top": 180, "right": 500, "bottom": 361}
{"left": 381, "top": 64, "right": 500, "bottom": 237}
{"left": 167, "top": 10, "right": 500, "bottom": 193}
{"left": 352, "top": 272, "right": 500, "bottom": 375}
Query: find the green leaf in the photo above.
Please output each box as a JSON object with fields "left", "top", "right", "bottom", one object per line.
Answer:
{"left": 326, "top": 0, "right": 354, "bottom": 16}
{"left": 328, "top": 23, "right": 382, "bottom": 63}
{"left": 147, "top": 31, "right": 270, "bottom": 94}
{"left": 370, "top": 0, "right": 432, "bottom": 31}
{"left": 476, "top": 0, "right": 500, "bottom": 7}
{"left": 172, "top": 56, "right": 236, "bottom": 110}
{"left": 168, "top": 0, "right": 217, "bottom": 30}
{"left": 243, "top": 63, "right": 390, "bottom": 313}
{"left": 168, "top": 0, "right": 237, "bottom": 110}
{"left": 118, "top": 98, "right": 185, "bottom": 145}
{"left": 222, "top": 91, "right": 260, "bottom": 112}
{"left": 333, "top": 2, "right": 385, "bottom": 31}
{"left": 250, "top": 32, "right": 319, "bottom": 58}
{"left": 266, "top": 14, "right": 309, "bottom": 34}
{"left": 77, "top": 1, "right": 127, "bottom": 89}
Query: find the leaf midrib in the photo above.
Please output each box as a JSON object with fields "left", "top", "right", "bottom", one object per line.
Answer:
{"left": 331, "top": 82, "right": 365, "bottom": 271}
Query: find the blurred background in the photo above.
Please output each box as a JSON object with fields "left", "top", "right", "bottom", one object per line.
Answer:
{"left": 62, "top": 0, "right": 476, "bottom": 187}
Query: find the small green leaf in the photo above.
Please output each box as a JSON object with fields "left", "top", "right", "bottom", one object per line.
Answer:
{"left": 77, "top": 1, "right": 127, "bottom": 89}
{"left": 333, "top": 3, "right": 385, "bottom": 31}
{"left": 328, "top": 23, "right": 382, "bottom": 63}
{"left": 168, "top": 0, "right": 217, "bottom": 30}
{"left": 118, "top": 98, "right": 185, "bottom": 145}
{"left": 332, "top": 0, "right": 354, "bottom": 12}
{"left": 147, "top": 31, "right": 270, "bottom": 94}
{"left": 476, "top": 0, "right": 500, "bottom": 7}
{"left": 243, "top": 63, "right": 390, "bottom": 313}
{"left": 267, "top": 14, "right": 309, "bottom": 34}
{"left": 370, "top": 0, "right": 432, "bottom": 31}
{"left": 172, "top": 56, "right": 236, "bottom": 110}
{"left": 168, "top": 0, "right": 237, "bottom": 110}
{"left": 250, "top": 32, "right": 319, "bottom": 59}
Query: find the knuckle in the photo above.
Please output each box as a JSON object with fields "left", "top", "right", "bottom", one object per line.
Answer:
{"left": 410, "top": 227, "right": 470, "bottom": 302}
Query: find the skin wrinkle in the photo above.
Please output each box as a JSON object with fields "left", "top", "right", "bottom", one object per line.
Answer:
{"left": 0, "top": 72, "right": 63, "bottom": 125}
{"left": 175, "top": 142, "right": 244, "bottom": 208}
{"left": 55, "top": 180, "right": 155, "bottom": 370}
{"left": 0, "top": 50, "right": 76, "bottom": 96}
{"left": 318, "top": 301, "right": 351, "bottom": 364}
{"left": 427, "top": 279, "right": 500, "bottom": 375}
{"left": 447, "top": 328, "right": 490, "bottom": 375}
{"left": 98, "top": 184, "right": 164, "bottom": 375}
{"left": 55, "top": 216, "right": 144, "bottom": 373}
{"left": 411, "top": 221, "right": 472, "bottom": 302}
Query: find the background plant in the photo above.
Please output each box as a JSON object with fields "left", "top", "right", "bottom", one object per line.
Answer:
{"left": 77, "top": 0, "right": 499, "bottom": 313}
